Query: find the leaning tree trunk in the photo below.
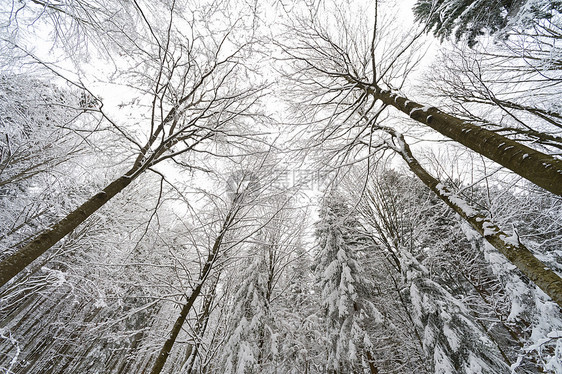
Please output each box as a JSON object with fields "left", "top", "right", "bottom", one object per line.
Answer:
{"left": 149, "top": 206, "right": 238, "bottom": 374}
{"left": 387, "top": 130, "right": 562, "bottom": 308}
{"left": 356, "top": 82, "right": 562, "bottom": 196}
{"left": 183, "top": 276, "right": 218, "bottom": 374}
{"left": 0, "top": 165, "right": 141, "bottom": 288}
{"left": 365, "top": 351, "right": 379, "bottom": 374}
{"left": 149, "top": 283, "right": 207, "bottom": 374}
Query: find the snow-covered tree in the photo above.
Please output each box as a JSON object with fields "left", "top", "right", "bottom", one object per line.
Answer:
{"left": 356, "top": 167, "right": 513, "bottom": 372}
{"left": 413, "top": 0, "right": 561, "bottom": 46}
{"left": 314, "top": 191, "right": 380, "bottom": 374}
{"left": 350, "top": 162, "right": 562, "bottom": 373}
{"left": 0, "top": 0, "right": 267, "bottom": 288}
{"left": 220, "top": 246, "right": 277, "bottom": 374}
{"left": 215, "top": 194, "right": 306, "bottom": 373}
{"left": 0, "top": 74, "right": 94, "bottom": 255}
{"left": 413, "top": 0, "right": 516, "bottom": 46}
{"left": 402, "top": 249, "right": 512, "bottom": 373}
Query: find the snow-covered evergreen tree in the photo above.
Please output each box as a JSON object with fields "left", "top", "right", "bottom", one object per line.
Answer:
{"left": 401, "top": 249, "right": 512, "bottom": 373}
{"left": 413, "top": 0, "right": 513, "bottom": 45}
{"left": 314, "top": 191, "right": 380, "bottom": 374}
{"left": 220, "top": 242, "right": 277, "bottom": 374}
{"left": 413, "top": 0, "right": 561, "bottom": 46}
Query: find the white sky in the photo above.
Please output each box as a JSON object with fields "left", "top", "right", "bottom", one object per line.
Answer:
{"left": 1, "top": 0, "right": 449, "bottom": 195}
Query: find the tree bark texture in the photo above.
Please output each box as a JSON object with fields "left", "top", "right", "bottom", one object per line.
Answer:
{"left": 392, "top": 133, "right": 562, "bottom": 308}
{"left": 359, "top": 83, "right": 562, "bottom": 196}
{"left": 0, "top": 166, "right": 139, "bottom": 288}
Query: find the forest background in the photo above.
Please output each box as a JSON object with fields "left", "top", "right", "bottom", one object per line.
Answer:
{"left": 0, "top": 0, "right": 561, "bottom": 373}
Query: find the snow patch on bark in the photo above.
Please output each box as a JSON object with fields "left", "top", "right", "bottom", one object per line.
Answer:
{"left": 482, "top": 221, "right": 498, "bottom": 236}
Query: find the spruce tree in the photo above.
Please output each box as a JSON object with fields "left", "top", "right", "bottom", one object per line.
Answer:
{"left": 413, "top": 0, "right": 515, "bottom": 46}
{"left": 314, "top": 191, "right": 380, "bottom": 374}
{"left": 413, "top": 0, "right": 562, "bottom": 46}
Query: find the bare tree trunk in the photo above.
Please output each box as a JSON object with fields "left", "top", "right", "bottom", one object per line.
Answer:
{"left": 0, "top": 166, "right": 140, "bottom": 288}
{"left": 149, "top": 287, "right": 204, "bottom": 374}
{"left": 184, "top": 275, "right": 219, "bottom": 374}
{"left": 149, "top": 207, "right": 238, "bottom": 374}
{"left": 387, "top": 130, "right": 562, "bottom": 308}
{"left": 365, "top": 351, "right": 379, "bottom": 374}
{"left": 356, "top": 82, "right": 562, "bottom": 196}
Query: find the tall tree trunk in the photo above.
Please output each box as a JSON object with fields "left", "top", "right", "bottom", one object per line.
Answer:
{"left": 184, "top": 275, "right": 219, "bottom": 374}
{"left": 148, "top": 287, "right": 204, "bottom": 374}
{"left": 386, "top": 130, "right": 562, "bottom": 308}
{"left": 149, "top": 207, "right": 238, "bottom": 374}
{"left": 356, "top": 82, "right": 562, "bottom": 196}
{"left": 0, "top": 166, "right": 140, "bottom": 288}
{"left": 365, "top": 351, "right": 379, "bottom": 374}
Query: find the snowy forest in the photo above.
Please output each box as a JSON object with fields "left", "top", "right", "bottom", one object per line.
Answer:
{"left": 0, "top": 0, "right": 561, "bottom": 373}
